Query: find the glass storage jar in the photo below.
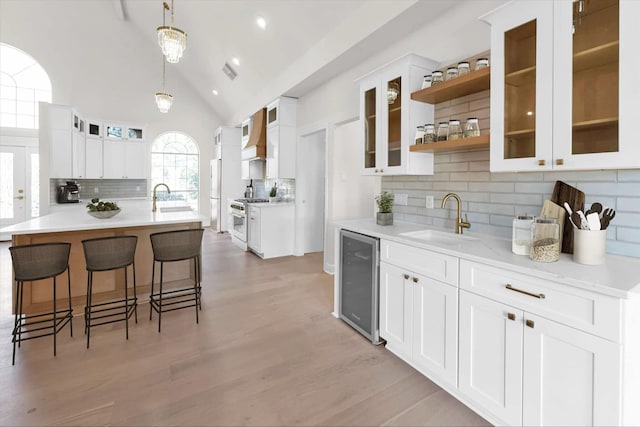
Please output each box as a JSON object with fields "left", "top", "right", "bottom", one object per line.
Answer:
{"left": 457, "top": 61, "right": 471, "bottom": 76}
{"left": 445, "top": 67, "right": 459, "bottom": 81}
{"left": 447, "top": 119, "right": 463, "bottom": 140}
{"left": 431, "top": 71, "right": 444, "bottom": 86}
{"left": 423, "top": 124, "right": 436, "bottom": 143}
{"left": 512, "top": 215, "right": 534, "bottom": 255}
{"left": 475, "top": 57, "right": 489, "bottom": 70}
{"left": 421, "top": 75, "right": 432, "bottom": 89}
{"left": 436, "top": 122, "right": 449, "bottom": 141}
{"left": 414, "top": 126, "right": 425, "bottom": 144}
{"left": 530, "top": 218, "right": 560, "bottom": 262}
{"left": 464, "top": 117, "right": 480, "bottom": 138}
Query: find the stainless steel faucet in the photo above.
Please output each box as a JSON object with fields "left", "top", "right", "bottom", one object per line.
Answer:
{"left": 152, "top": 183, "right": 171, "bottom": 212}
{"left": 441, "top": 192, "right": 471, "bottom": 234}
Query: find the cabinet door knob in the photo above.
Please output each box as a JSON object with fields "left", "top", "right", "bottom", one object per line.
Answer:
{"left": 538, "top": 159, "right": 546, "bottom": 166}
{"left": 555, "top": 158, "right": 564, "bottom": 166}
{"left": 526, "top": 319, "right": 535, "bottom": 328}
{"left": 403, "top": 274, "right": 410, "bottom": 280}
{"left": 507, "top": 312, "right": 516, "bottom": 321}
{"left": 380, "top": 169, "right": 384, "bottom": 173}
{"left": 374, "top": 169, "right": 379, "bottom": 173}
{"left": 412, "top": 277, "right": 419, "bottom": 283}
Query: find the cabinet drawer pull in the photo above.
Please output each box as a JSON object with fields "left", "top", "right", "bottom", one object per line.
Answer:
{"left": 538, "top": 159, "right": 546, "bottom": 166}
{"left": 526, "top": 319, "right": 535, "bottom": 328}
{"left": 505, "top": 284, "right": 545, "bottom": 299}
{"left": 412, "top": 277, "right": 419, "bottom": 283}
{"left": 380, "top": 169, "right": 384, "bottom": 173}
{"left": 507, "top": 312, "right": 516, "bottom": 321}
{"left": 403, "top": 274, "right": 410, "bottom": 280}
{"left": 555, "top": 158, "right": 564, "bottom": 166}
{"left": 375, "top": 169, "right": 379, "bottom": 173}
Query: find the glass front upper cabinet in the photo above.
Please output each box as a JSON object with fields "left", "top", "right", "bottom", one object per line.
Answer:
{"left": 364, "top": 86, "right": 377, "bottom": 170}
{"left": 386, "top": 76, "right": 402, "bottom": 168}
{"left": 504, "top": 20, "right": 537, "bottom": 160}
{"left": 570, "top": 0, "right": 618, "bottom": 155}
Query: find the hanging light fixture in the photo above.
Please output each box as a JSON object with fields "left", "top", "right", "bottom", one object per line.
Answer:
{"left": 155, "top": 55, "right": 173, "bottom": 113}
{"left": 157, "top": 0, "right": 187, "bottom": 64}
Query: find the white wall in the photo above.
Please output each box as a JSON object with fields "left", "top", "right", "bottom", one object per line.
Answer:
{"left": 0, "top": 0, "right": 222, "bottom": 217}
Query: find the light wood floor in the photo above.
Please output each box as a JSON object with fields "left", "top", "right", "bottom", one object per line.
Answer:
{"left": 0, "top": 230, "right": 490, "bottom": 426}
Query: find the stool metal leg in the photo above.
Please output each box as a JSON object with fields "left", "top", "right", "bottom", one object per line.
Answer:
{"left": 18, "top": 280, "right": 24, "bottom": 348}
{"left": 158, "top": 262, "right": 164, "bottom": 333}
{"left": 150, "top": 261, "right": 155, "bottom": 321}
{"left": 67, "top": 267, "right": 73, "bottom": 337}
{"left": 124, "top": 266, "right": 129, "bottom": 340}
{"left": 86, "top": 272, "right": 93, "bottom": 349}
{"left": 53, "top": 276, "right": 57, "bottom": 357}
{"left": 133, "top": 260, "right": 138, "bottom": 324}
{"left": 194, "top": 256, "right": 199, "bottom": 324}
{"left": 12, "top": 281, "right": 22, "bottom": 365}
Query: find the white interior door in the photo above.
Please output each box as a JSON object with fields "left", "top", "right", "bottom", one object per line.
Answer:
{"left": 298, "top": 129, "right": 326, "bottom": 254}
{"left": 0, "top": 145, "right": 27, "bottom": 229}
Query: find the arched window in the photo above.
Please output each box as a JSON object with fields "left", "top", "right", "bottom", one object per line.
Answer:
{"left": 0, "top": 43, "right": 52, "bottom": 129}
{"left": 151, "top": 132, "right": 199, "bottom": 210}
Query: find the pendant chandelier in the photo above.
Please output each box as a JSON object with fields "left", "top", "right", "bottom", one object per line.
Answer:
{"left": 155, "top": 55, "right": 173, "bottom": 113}
{"left": 157, "top": 0, "right": 187, "bottom": 64}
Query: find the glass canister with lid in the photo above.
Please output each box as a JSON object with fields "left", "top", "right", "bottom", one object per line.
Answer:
{"left": 457, "top": 61, "right": 471, "bottom": 77}
{"left": 423, "top": 124, "right": 436, "bottom": 143}
{"left": 431, "top": 71, "right": 444, "bottom": 86}
{"left": 414, "top": 126, "right": 425, "bottom": 144}
{"left": 512, "top": 215, "right": 534, "bottom": 255}
{"left": 530, "top": 218, "right": 560, "bottom": 262}
{"left": 464, "top": 118, "right": 480, "bottom": 138}
{"left": 436, "top": 122, "right": 449, "bottom": 141}
{"left": 445, "top": 67, "right": 459, "bottom": 81}
{"left": 421, "top": 75, "right": 432, "bottom": 89}
{"left": 447, "top": 119, "right": 463, "bottom": 140}
{"left": 475, "top": 57, "right": 489, "bottom": 70}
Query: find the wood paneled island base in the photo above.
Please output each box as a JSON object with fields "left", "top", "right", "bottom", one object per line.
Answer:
{"left": 11, "top": 221, "right": 202, "bottom": 315}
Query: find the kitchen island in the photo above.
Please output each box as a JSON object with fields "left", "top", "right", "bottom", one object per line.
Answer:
{"left": 1, "top": 201, "right": 206, "bottom": 314}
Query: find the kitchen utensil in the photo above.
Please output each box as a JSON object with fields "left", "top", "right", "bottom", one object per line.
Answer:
{"left": 577, "top": 210, "right": 589, "bottom": 230}
{"left": 540, "top": 200, "right": 566, "bottom": 249}
{"left": 551, "top": 180, "right": 585, "bottom": 254}
{"left": 586, "top": 212, "right": 601, "bottom": 230}
{"left": 563, "top": 202, "right": 573, "bottom": 216}
{"left": 586, "top": 202, "right": 603, "bottom": 216}
{"left": 571, "top": 212, "right": 583, "bottom": 231}
{"left": 600, "top": 208, "right": 616, "bottom": 229}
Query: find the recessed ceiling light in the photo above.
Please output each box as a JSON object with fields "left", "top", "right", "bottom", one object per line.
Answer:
{"left": 232, "top": 57, "right": 240, "bottom": 66}
{"left": 256, "top": 16, "right": 267, "bottom": 30}
{"left": 212, "top": 89, "right": 219, "bottom": 96}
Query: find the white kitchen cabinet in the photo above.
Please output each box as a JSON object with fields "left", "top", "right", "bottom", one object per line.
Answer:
{"left": 241, "top": 117, "right": 251, "bottom": 149}
{"left": 266, "top": 96, "right": 296, "bottom": 128}
{"left": 379, "top": 240, "right": 458, "bottom": 388}
{"left": 247, "top": 204, "right": 294, "bottom": 259}
{"left": 266, "top": 125, "right": 296, "bottom": 179}
{"left": 357, "top": 54, "right": 438, "bottom": 176}
{"left": 85, "top": 138, "right": 103, "bottom": 178}
{"left": 103, "top": 139, "right": 146, "bottom": 179}
{"left": 41, "top": 103, "right": 85, "bottom": 178}
{"left": 458, "top": 259, "right": 621, "bottom": 426}
{"left": 483, "top": 0, "right": 640, "bottom": 172}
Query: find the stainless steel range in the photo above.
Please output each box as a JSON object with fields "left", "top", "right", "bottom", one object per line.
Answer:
{"left": 228, "top": 198, "right": 269, "bottom": 250}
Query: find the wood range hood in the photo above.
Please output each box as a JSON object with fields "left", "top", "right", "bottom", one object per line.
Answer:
{"left": 241, "top": 108, "right": 266, "bottom": 161}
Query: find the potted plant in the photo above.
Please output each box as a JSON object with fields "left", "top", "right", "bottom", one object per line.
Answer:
{"left": 375, "top": 191, "right": 394, "bottom": 225}
{"left": 269, "top": 185, "right": 278, "bottom": 203}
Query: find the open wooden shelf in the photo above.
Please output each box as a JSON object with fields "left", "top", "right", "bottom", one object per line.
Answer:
{"left": 411, "top": 67, "right": 490, "bottom": 104}
{"left": 409, "top": 134, "right": 489, "bottom": 153}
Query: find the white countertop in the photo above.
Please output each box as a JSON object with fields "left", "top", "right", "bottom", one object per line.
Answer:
{"left": 336, "top": 218, "right": 640, "bottom": 299}
{"left": 0, "top": 200, "right": 206, "bottom": 235}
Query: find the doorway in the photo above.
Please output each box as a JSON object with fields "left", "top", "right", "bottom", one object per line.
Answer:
{"left": 0, "top": 145, "right": 38, "bottom": 239}
{"left": 297, "top": 129, "right": 327, "bottom": 255}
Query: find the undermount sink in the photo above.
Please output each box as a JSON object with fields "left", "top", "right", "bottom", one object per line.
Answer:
{"left": 400, "top": 229, "right": 478, "bottom": 245}
{"left": 159, "top": 206, "right": 193, "bottom": 213}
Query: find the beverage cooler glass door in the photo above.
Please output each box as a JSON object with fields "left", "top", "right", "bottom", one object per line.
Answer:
{"left": 339, "top": 229, "right": 381, "bottom": 344}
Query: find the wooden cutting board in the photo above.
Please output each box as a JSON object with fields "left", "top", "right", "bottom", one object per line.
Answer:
{"left": 540, "top": 200, "right": 566, "bottom": 251}
{"left": 550, "top": 180, "right": 585, "bottom": 254}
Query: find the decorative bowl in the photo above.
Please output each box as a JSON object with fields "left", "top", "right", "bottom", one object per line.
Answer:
{"left": 87, "top": 209, "right": 121, "bottom": 219}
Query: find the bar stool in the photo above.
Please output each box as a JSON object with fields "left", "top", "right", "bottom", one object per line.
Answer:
{"left": 9, "top": 242, "right": 73, "bottom": 365}
{"left": 82, "top": 235, "right": 138, "bottom": 348}
{"left": 149, "top": 229, "right": 204, "bottom": 332}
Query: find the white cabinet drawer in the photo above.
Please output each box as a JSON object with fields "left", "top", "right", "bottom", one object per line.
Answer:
{"left": 381, "top": 240, "right": 458, "bottom": 286}
{"left": 460, "top": 260, "right": 621, "bottom": 342}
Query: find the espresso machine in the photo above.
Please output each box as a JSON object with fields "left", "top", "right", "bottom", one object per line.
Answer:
{"left": 56, "top": 181, "right": 81, "bottom": 203}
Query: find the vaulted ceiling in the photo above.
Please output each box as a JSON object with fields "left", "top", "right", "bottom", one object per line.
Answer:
{"left": 119, "top": 0, "right": 462, "bottom": 125}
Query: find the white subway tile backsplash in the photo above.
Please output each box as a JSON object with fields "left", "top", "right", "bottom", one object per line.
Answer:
{"left": 383, "top": 148, "right": 640, "bottom": 258}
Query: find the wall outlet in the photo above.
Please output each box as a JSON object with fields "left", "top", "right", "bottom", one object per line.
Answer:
{"left": 395, "top": 193, "right": 408, "bottom": 206}
{"left": 94, "top": 187, "right": 99, "bottom": 194}
{"left": 425, "top": 195, "right": 434, "bottom": 209}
